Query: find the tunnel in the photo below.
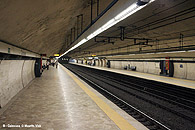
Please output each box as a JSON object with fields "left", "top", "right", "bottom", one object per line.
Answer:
{"left": 0, "top": 0, "right": 195, "bottom": 130}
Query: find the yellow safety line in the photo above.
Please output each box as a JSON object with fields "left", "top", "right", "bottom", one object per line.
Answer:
{"left": 125, "top": 70, "right": 195, "bottom": 83}
{"left": 60, "top": 64, "right": 137, "bottom": 130}
{"left": 71, "top": 63, "right": 195, "bottom": 83}
{"left": 123, "top": 71, "right": 195, "bottom": 89}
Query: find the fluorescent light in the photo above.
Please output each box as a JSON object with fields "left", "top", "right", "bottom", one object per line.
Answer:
{"left": 161, "top": 51, "right": 186, "bottom": 54}
{"left": 144, "top": 51, "right": 186, "bottom": 55}
{"left": 87, "top": 28, "right": 103, "bottom": 40}
{"left": 150, "top": 0, "right": 156, "bottom": 3}
{"left": 69, "top": 38, "right": 87, "bottom": 51}
{"left": 91, "top": 28, "right": 102, "bottom": 38}
{"left": 101, "top": 19, "right": 116, "bottom": 31}
{"left": 58, "top": 0, "right": 156, "bottom": 58}
{"left": 87, "top": 19, "right": 116, "bottom": 40}
{"left": 187, "top": 50, "right": 195, "bottom": 52}
{"left": 87, "top": 33, "right": 94, "bottom": 40}
{"left": 79, "top": 39, "right": 87, "bottom": 45}
{"left": 145, "top": 52, "right": 155, "bottom": 55}
{"left": 93, "top": 28, "right": 103, "bottom": 36}
{"left": 115, "top": 3, "right": 138, "bottom": 20}
{"left": 114, "top": 0, "right": 156, "bottom": 21}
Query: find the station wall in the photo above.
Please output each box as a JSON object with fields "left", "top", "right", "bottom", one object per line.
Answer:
{"left": 75, "top": 59, "right": 195, "bottom": 80}
{"left": 110, "top": 60, "right": 195, "bottom": 80}
{"left": 0, "top": 60, "right": 35, "bottom": 108}
{"left": 110, "top": 61, "right": 160, "bottom": 75}
{"left": 174, "top": 63, "right": 195, "bottom": 80}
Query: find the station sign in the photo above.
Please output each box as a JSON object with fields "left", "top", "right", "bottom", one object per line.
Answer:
{"left": 54, "top": 54, "right": 60, "bottom": 57}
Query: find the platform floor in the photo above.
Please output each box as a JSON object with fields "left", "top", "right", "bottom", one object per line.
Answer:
{"left": 0, "top": 64, "right": 147, "bottom": 130}
{"left": 71, "top": 63, "right": 195, "bottom": 89}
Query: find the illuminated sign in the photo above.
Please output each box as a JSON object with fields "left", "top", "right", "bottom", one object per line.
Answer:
{"left": 54, "top": 54, "right": 60, "bottom": 56}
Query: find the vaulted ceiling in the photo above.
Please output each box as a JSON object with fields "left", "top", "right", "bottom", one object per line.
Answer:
{"left": 0, "top": 0, "right": 194, "bottom": 58}
{"left": 0, "top": 0, "right": 112, "bottom": 56}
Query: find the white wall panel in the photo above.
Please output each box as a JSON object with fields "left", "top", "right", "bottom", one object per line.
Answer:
{"left": 174, "top": 63, "right": 187, "bottom": 79}
{"left": 186, "top": 63, "right": 195, "bottom": 80}
{"left": 0, "top": 60, "right": 35, "bottom": 108}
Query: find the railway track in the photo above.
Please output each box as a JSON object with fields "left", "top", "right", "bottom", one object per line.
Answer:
{"left": 64, "top": 63, "right": 195, "bottom": 130}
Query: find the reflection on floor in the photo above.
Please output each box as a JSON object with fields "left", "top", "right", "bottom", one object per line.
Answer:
{"left": 0, "top": 66, "right": 120, "bottom": 130}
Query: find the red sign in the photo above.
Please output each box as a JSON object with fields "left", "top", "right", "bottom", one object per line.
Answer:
{"left": 165, "top": 57, "right": 170, "bottom": 70}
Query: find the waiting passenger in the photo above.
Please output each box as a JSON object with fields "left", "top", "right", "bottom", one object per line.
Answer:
{"left": 43, "top": 64, "right": 46, "bottom": 69}
{"left": 56, "top": 61, "right": 58, "bottom": 69}
{"left": 46, "top": 61, "right": 50, "bottom": 70}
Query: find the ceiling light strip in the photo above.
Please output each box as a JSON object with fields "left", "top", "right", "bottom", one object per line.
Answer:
{"left": 59, "top": 0, "right": 155, "bottom": 58}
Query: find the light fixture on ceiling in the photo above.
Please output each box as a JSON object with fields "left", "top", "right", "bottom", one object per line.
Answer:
{"left": 187, "top": 50, "right": 195, "bottom": 52}
{"left": 58, "top": 0, "right": 155, "bottom": 58}
{"left": 114, "top": 3, "right": 138, "bottom": 21}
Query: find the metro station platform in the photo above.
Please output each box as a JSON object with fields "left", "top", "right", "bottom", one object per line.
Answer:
{"left": 70, "top": 63, "right": 195, "bottom": 90}
{"left": 0, "top": 64, "right": 147, "bottom": 130}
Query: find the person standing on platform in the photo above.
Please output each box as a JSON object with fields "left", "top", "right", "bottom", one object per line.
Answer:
{"left": 56, "top": 61, "right": 58, "bottom": 69}
{"left": 46, "top": 60, "right": 50, "bottom": 70}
